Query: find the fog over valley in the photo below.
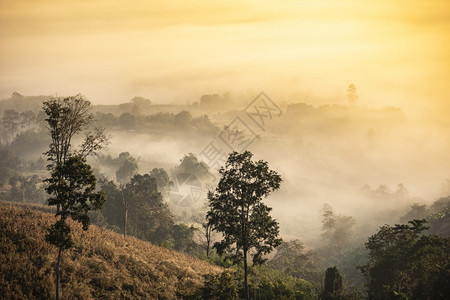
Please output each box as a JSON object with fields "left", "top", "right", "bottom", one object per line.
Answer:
{"left": 1, "top": 1, "right": 449, "bottom": 299}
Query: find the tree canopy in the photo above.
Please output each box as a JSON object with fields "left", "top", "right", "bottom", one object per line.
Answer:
{"left": 207, "top": 151, "right": 282, "bottom": 299}
{"left": 42, "top": 95, "right": 107, "bottom": 299}
{"left": 361, "top": 219, "right": 450, "bottom": 299}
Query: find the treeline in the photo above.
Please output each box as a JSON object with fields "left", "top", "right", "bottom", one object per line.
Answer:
{"left": 95, "top": 110, "right": 219, "bottom": 135}
{"left": 0, "top": 149, "right": 47, "bottom": 202}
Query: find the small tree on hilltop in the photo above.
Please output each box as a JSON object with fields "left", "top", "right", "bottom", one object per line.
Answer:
{"left": 43, "top": 95, "right": 108, "bottom": 299}
{"left": 206, "top": 151, "right": 282, "bottom": 300}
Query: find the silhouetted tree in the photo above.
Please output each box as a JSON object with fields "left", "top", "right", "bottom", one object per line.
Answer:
{"left": 149, "top": 167, "right": 172, "bottom": 196}
{"left": 347, "top": 84, "right": 358, "bottom": 105}
{"left": 323, "top": 267, "right": 343, "bottom": 300}
{"left": 360, "top": 219, "right": 450, "bottom": 299}
{"left": 43, "top": 95, "right": 107, "bottom": 299}
{"left": 321, "top": 204, "right": 355, "bottom": 252}
{"left": 207, "top": 151, "right": 282, "bottom": 300}
{"left": 176, "top": 153, "right": 212, "bottom": 180}
{"left": 174, "top": 110, "right": 192, "bottom": 128}
{"left": 123, "top": 173, "right": 173, "bottom": 244}
{"left": 115, "top": 153, "right": 138, "bottom": 184}
{"left": 118, "top": 112, "right": 136, "bottom": 129}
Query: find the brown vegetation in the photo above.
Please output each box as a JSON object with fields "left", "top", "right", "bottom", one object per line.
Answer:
{"left": 0, "top": 202, "right": 221, "bottom": 299}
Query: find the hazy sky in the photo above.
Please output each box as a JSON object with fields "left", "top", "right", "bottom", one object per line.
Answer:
{"left": 1, "top": 0, "right": 449, "bottom": 117}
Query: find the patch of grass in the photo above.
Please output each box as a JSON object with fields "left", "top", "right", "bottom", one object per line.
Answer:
{"left": 0, "top": 202, "right": 222, "bottom": 299}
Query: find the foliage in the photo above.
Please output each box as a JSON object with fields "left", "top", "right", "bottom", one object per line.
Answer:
{"left": 96, "top": 151, "right": 139, "bottom": 183}
{"left": 94, "top": 109, "right": 219, "bottom": 135}
{"left": 195, "top": 93, "right": 232, "bottom": 110}
{"left": 115, "top": 152, "right": 139, "bottom": 184}
{"left": 1, "top": 109, "right": 20, "bottom": 145}
{"left": 100, "top": 180, "right": 123, "bottom": 230}
{"left": 118, "top": 112, "right": 136, "bottom": 129}
{"left": 99, "top": 174, "right": 200, "bottom": 254}
{"left": 360, "top": 184, "right": 409, "bottom": 202}
{"left": 176, "top": 153, "right": 213, "bottom": 180}
{"left": 42, "top": 95, "right": 107, "bottom": 298}
{"left": 322, "top": 267, "right": 343, "bottom": 300}
{"left": 319, "top": 204, "right": 355, "bottom": 262}
{"left": 2, "top": 175, "right": 46, "bottom": 204}
{"left": 267, "top": 239, "right": 323, "bottom": 286}
{"left": 45, "top": 155, "right": 105, "bottom": 231}
{"left": 149, "top": 167, "right": 172, "bottom": 196}
{"left": 248, "top": 265, "right": 316, "bottom": 300}
{"left": 9, "top": 129, "right": 50, "bottom": 159}
{"left": 123, "top": 173, "right": 173, "bottom": 244}
{"left": 170, "top": 224, "right": 199, "bottom": 253}
{"left": 360, "top": 219, "right": 450, "bottom": 299}
{"left": 207, "top": 151, "right": 282, "bottom": 298}
{"left": 175, "top": 110, "right": 193, "bottom": 127}
{"left": 0, "top": 148, "right": 21, "bottom": 184}
{"left": 399, "top": 203, "right": 428, "bottom": 224}
{"left": 200, "top": 271, "right": 239, "bottom": 300}
{"left": 427, "top": 196, "right": 450, "bottom": 236}
{"left": 347, "top": 84, "right": 358, "bottom": 105}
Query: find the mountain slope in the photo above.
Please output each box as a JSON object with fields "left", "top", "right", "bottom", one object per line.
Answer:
{"left": 0, "top": 203, "right": 221, "bottom": 299}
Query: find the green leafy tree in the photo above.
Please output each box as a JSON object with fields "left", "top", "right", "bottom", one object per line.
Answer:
{"left": 360, "top": 219, "right": 450, "bottom": 299}
{"left": 123, "top": 173, "right": 174, "bottom": 244}
{"left": 149, "top": 167, "right": 172, "bottom": 196}
{"left": 206, "top": 151, "right": 282, "bottom": 300}
{"left": 115, "top": 153, "right": 138, "bottom": 184}
{"left": 176, "top": 152, "right": 213, "bottom": 180}
{"left": 201, "top": 271, "right": 239, "bottom": 300}
{"left": 170, "top": 224, "right": 198, "bottom": 254}
{"left": 100, "top": 180, "right": 123, "bottom": 231}
{"left": 42, "top": 95, "right": 107, "bottom": 299}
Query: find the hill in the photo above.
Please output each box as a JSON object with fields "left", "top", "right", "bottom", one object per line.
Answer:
{"left": 0, "top": 202, "right": 222, "bottom": 299}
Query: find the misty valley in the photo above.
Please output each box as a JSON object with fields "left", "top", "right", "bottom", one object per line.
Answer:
{"left": 0, "top": 92, "right": 449, "bottom": 299}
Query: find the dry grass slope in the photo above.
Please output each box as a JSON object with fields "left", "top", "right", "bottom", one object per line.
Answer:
{"left": 0, "top": 202, "right": 222, "bottom": 299}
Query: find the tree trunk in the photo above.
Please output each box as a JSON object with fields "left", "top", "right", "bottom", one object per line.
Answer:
{"left": 121, "top": 191, "right": 127, "bottom": 240}
{"left": 55, "top": 246, "right": 62, "bottom": 300}
{"left": 244, "top": 249, "right": 249, "bottom": 300}
{"left": 205, "top": 223, "right": 211, "bottom": 258}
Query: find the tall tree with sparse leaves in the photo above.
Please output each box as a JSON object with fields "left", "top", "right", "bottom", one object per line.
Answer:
{"left": 43, "top": 95, "right": 107, "bottom": 300}
{"left": 206, "top": 151, "right": 282, "bottom": 300}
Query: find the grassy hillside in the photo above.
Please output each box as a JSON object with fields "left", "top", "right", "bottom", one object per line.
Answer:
{"left": 0, "top": 202, "right": 222, "bottom": 299}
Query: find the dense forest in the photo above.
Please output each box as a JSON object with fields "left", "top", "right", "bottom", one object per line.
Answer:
{"left": 1, "top": 93, "right": 449, "bottom": 299}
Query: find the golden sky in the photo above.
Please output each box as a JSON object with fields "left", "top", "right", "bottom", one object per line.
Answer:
{"left": 0, "top": 0, "right": 449, "bottom": 117}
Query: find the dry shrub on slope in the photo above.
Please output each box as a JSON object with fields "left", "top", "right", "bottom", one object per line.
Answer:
{"left": 0, "top": 203, "right": 221, "bottom": 299}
